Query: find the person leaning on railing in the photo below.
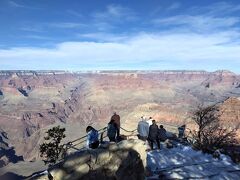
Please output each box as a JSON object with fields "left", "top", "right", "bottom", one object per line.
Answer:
{"left": 86, "top": 126, "right": 99, "bottom": 149}
{"left": 111, "top": 112, "right": 121, "bottom": 139}
{"left": 107, "top": 119, "right": 118, "bottom": 142}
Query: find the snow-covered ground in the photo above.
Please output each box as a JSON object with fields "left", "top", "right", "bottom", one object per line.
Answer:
{"left": 147, "top": 143, "right": 240, "bottom": 179}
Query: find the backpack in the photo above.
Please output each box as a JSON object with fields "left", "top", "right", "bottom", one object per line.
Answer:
{"left": 158, "top": 128, "right": 167, "bottom": 141}
{"left": 91, "top": 129, "right": 99, "bottom": 141}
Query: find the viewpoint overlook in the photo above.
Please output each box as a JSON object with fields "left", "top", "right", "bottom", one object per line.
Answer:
{"left": 2, "top": 0, "right": 240, "bottom": 179}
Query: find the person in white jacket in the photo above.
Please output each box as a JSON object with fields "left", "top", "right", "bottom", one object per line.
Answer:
{"left": 137, "top": 116, "right": 149, "bottom": 141}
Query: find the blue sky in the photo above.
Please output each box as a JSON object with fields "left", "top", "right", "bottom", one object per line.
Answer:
{"left": 0, "top": 0, "right": 240, "bottom": 72}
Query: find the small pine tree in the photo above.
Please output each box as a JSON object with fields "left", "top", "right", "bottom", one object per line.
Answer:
{"left": 39, "top": 126, "right": 66, "bottom": 165}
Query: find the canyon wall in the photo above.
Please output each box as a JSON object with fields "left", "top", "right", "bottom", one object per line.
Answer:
{"left": 0, "top": 70, "right": 240, "bottom": 164}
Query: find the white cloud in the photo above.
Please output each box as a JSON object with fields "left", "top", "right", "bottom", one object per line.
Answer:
{"left": 153, "top": 15, "right": 239, "bottom": 31}
{"left": 48, "top": 22, "right": 85, "bottom": 29}
{"left": 92, "top": 22, "right": 115, "bottom": 31}
{"left": 107, "top": 4, "right": 124, "bottom": 17}
{"left": 8, "top": 0, "right": 25, "bottom": 8}
{"left": 7, "top": 0, "right": 40, "bottom": 9}
{"left": 167, "top": 2, "right": 181, "bottom": 11}
{"left": 67, "top": 10, "right": 83, "bottom": 18}
{"left": 20, "top": 22, "right": 86, "bottom": 34}
{"left": 78, "top": 32, "right": 128, "bottom": 42}
{"left": 150, "top": 2, "right": 181, "bottom": 16}
{"left": 93, "top": 4, "right": 137, "bottom": 21}
{"left": 23, "top": 35, "right": 52, "bottom": 40}
{"left": 89, "top": 4, "right": 137, "bottom": 32}
{"left": 192, "top": 2, "right": 240, "bottom": 16}
{"left": 20, "top": 26, "right": 44, "bottom": 33}
{"left": 2, "top": 2, "right": 240, "bottom": 72}
{"left": 0, "top": 31, "right": 240, "bottom": 71}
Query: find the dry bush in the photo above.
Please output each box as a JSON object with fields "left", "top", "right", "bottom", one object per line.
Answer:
{"left": 191, "top": 104, "right": 239, "bottom": 153}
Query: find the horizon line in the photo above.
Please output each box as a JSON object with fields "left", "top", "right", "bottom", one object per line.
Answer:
{"left": 0, "top": 69, "right": 238, "bottom": 74}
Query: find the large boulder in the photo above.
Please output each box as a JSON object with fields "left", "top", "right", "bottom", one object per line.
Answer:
{"left": 34, "top": 139, "right": 147, "bottom": 180}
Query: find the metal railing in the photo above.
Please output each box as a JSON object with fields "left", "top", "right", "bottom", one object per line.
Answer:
{"left": 61, "top": 122, "right": 192, "bottom": 155}
{"left": 62, "top": 127, "right": 108, "bottom": 153}
{"left": 62, "top": 126, "right": 139, "bottom": 154}
{"left": 28, "top": 122, "right": 192, "bottom": 179}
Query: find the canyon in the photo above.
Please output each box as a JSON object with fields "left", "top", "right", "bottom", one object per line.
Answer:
{"left": 0, "top": 70, "right": 240, "bottom": 168}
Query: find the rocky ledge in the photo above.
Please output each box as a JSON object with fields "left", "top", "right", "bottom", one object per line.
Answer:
{"left": 32, "top": 139, "right": 147, "bottom": 180}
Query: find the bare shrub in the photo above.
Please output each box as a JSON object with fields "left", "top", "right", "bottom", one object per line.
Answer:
{"left": 191, "top": 104, "right": 239, "bottom": 153}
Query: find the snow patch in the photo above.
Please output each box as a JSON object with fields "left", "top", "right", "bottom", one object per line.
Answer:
{"left": 147, "top": 143, "right": 240, "bottom": 179}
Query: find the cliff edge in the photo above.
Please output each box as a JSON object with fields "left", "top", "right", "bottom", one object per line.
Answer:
{"left": 32, "top": 139, "right": 147, "bottom": 180}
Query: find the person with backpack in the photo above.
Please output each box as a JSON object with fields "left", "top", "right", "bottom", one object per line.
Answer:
{"left": 107, "top": 119, "right": 118, "bottom": 142}
{"left": 111, "top": 112, "right": 120, "bottom": 139}
{"left": 86, "top": 126, "right": 99, "bottom": 149}
{"left": 158, "top": 125, "right": 167, "bottom": 142}
{"left": 148, "top": 120, "right": 160, "bottom": 150}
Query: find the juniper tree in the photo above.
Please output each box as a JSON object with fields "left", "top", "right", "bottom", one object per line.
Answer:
{"left": 39, "top": 126, "right": 66, "bottom": 165}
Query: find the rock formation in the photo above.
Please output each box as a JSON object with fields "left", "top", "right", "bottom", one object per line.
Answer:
{"left": 0, "top": 130, "right": 23, "bottom": 167}
{"left": 219, "top": 97, "right": 240, "bottom": 128}
{"left": 33, "top": 139, "right": 146, "bottom": 180}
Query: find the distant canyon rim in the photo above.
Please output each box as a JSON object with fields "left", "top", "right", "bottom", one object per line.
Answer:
{"left": 0, "top": 70, "right": 240, "bottom": 167}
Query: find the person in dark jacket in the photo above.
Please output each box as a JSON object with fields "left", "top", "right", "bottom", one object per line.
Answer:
{"left": 178, "top": 125, "right": 186, "bottom": 138}
{"left": 148, "top": 120, "right": 160, "bottom": 150}
{"left": 111, "top": 112, "right": 120, "bottom": 138}
{"left": 107, "top": 119, "right": 118, "bottom": 142}
{"left": 158, "top": 125, "right": 167, "bottom": 142}
{"left": 86, "top": 126, "right": 99, "bottom": 149}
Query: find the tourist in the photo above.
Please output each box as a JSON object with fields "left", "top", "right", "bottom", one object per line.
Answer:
{"left": 86, "top": 126, "right": 99, "bottom": 149}
{"left": 137, "top": 116, "right": 149, "bottom": 141}
{"left": 148, "top": 120, "right": 160, "bottom": 150}
{"left": 158, "top": 125, "right": 167, "bottom": 142}
{"left": 111, "top": 112, "right": 120, "bottom": 138}
{"left": 107, "top": 119, "right": 118, "bottom": 142}
{"left": 178, "top": 125, "right": 186, "bottom": 138}
{"left": 147, "top": 117, "right": 153, "bottom": 126}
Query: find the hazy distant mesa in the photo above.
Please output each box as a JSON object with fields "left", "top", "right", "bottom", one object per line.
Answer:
{"left": 0, "top": 70, "right": 237, "bottom": 76}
